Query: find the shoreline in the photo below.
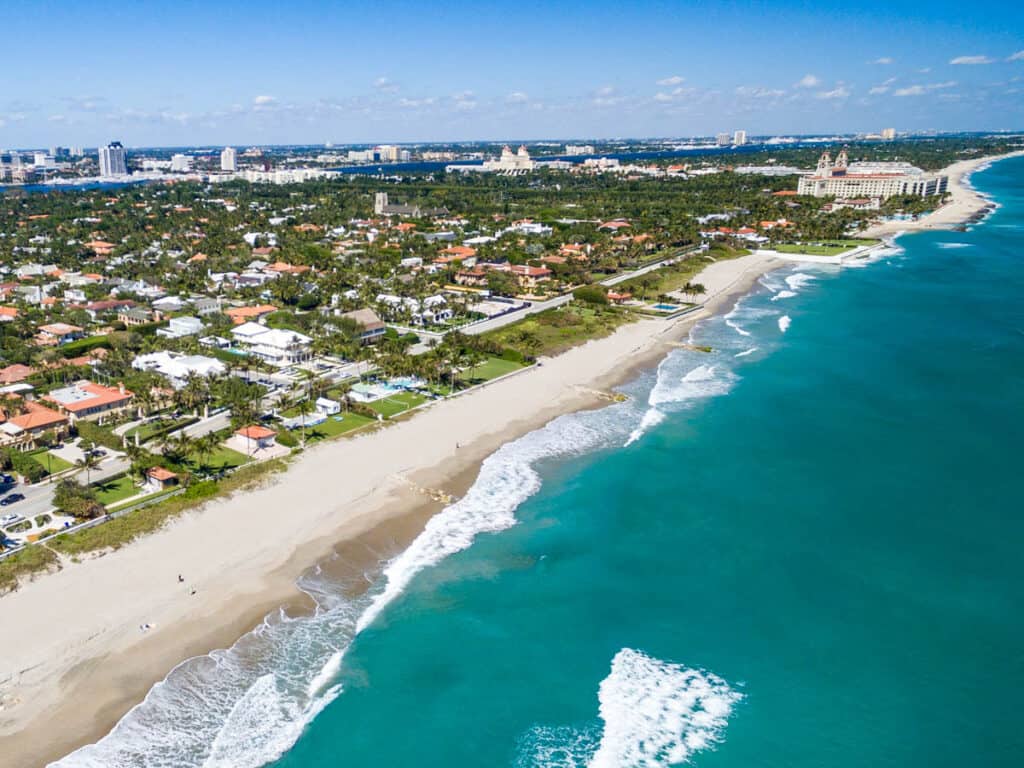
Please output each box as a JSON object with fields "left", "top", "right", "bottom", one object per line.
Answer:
{"left": 857, "top": 150, "right": 1024, "bottom": 239}
{"left": 4, "top": 148, "right": 1015, "bottom": 766}
{"left": 0, "top": 253, "right": 779, "bottom": 767}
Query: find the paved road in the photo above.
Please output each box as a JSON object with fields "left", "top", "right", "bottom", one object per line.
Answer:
{"left": 5, "top": 456, "right": 130, "bottom": 521}
{"left": 459, "top": 249, "right": 695, "bottom": 337}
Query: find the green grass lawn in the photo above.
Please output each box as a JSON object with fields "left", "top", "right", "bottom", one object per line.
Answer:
{"left": 184, "top": 446, "right": 251, "bottom": 473}
{"left": 27, "top": 450, "right": 74, "bottom": 474}
{"left": 367, "top": 391, "right": 428, "bottom": 419}
{"left": 303, "top": 412, "right": 377, "bottom": 442}
{"left": 484, "top": 304, "right": 635, "bottom": 357}
{"left": 94, "top": 474, "right": 143, "bottom": 506}
{"left": 459, "top": 356, "right": 527, "bottom": 386}
{"left": 772, "top": 239, "right": 880, "bottom": 256}
{"left": 124, "top": 416, "right": 195, "bottom": 444}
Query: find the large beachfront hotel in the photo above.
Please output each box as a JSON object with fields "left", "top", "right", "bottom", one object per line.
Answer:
{"left": 798, "top": 149, "right": 949, "bottom": 199}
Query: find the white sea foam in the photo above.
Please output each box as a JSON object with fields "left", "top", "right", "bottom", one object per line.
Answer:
{"left": 356, "top": 410, "right": 616, "bottom": 633}
{"left": 517, "top": 649, "right": 742, "bottom": 768}
{"left": 734, "top": 347, "right": 758, "bottom": 358}
{"left": 724, "top": 318, "right": 750, "bottom": 337}
{"left": 778, "top": 315, "right": 791, "bottom": 333}
{"left": 937, "top": 242, "right": 972, "bottom": 249}
{"left": 770, "top": 290, "right": 797, "bottom": 301}
{"left": 626, "top": 361, "right": 738, "bottom": 447}
{"left": 784, "top": 272, "right": 815, "bottom": 291}
{"left": 588, "top": 649, "right": 742, "bottom": 768}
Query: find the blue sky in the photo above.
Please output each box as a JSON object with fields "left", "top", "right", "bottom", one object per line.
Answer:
{"left": 2, "top": 0, "right": 1022, "bottom": 147}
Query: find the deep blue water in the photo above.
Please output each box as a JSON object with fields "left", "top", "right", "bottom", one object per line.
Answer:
{"left": 56, "top": 155, "right": 1024, "bottom": 768}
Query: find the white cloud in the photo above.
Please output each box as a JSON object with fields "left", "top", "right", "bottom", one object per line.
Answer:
{"left": 451, "top": 91, "right": 477, "bottom": 111}
{"left": 656, "top": 75, "right": 684, "bottom": 86}
{"left": 795, "top": 74, "right": 820, "bottom": 88}
{"left": 397, "top": 97, "right": 437, "bottom": 109}
{"left": 505, "top": 91, "right": 529, "bottom": 104}
{"left": 869, "top": 77, "right": 897, "bottom": 95}
{"left": 816, "top": 85, "right": 850, "bottom": 100}
{"left": 253, "top": 94, "right": 276, "bottom": 105}
{"left": 591, "top": 85, "right": 621, "bottom": 107}
{"left": 735, "top": 85, "right": 786, "bottom": 99}
{"left": 894, "top": 81, "right": 956, "bottom": 96}
{"left": 654, "top": 86, "right": 693, "bottom": 103}
{"left": 1008, "top": 50, "right": 1024, "bottom": 62}
{"left": 950, "top": 55, "right": 994, "bottom": 65}
{"left": 873, "top": 57, "right": 894, "bottom": 65}
{"left": 47, "top": 114, "right": 66, "bottom": 122}
{"left": 374, "top": 77, "right": 399, "bottom": 92}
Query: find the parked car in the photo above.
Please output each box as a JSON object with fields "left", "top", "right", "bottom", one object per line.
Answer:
{"left": 1, "top": 512, "right": 22, "bottom": 525}
{"left": 89, "top": 448, "right": 108, "bottom": 458}
{"left": 0, "top": 473, "right": 15, "bottom": 485}
{"left": 0, "top": 493, "right": 26, "bottom": 506}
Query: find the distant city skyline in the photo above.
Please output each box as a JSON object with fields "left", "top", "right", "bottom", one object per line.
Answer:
{"left": 1, "top": 0, "right": 1021, "bottom": 147}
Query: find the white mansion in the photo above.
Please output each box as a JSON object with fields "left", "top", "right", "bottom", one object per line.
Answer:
{"left": 798, "top": 150, "right": 949, "bottom": 199}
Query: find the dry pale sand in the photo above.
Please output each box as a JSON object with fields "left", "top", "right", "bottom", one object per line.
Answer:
{"left": 0, "top": 252, "right": 780, "bottom": 767}
{"left": 858, "top": 151, "right": 1024, "bottom": 239}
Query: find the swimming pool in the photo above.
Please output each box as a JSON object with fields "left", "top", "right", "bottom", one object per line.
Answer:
{"left": 652, "top": 303, "right": 679, "bottom": 311}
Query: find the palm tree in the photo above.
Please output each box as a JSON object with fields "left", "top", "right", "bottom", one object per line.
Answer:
{"left": 75, "top": 452, "right": 101, "bottom": 485}
{"left": 195, "top": 433, "right": 220, "bottom": 474}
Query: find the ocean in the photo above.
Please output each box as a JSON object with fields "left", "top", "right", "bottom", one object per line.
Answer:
{"left": 54, "top": 155, "right": 1024, "bottom": 768}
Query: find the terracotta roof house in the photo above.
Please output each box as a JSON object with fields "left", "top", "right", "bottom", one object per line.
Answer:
{"left": 44, "top": 380, "right": 134, "bottom": 422}
{"left": 224, "top": 304, "right": 278, "bottom": 325}
{"left": 0, "top": 364, "right": 35, "bottom": 385}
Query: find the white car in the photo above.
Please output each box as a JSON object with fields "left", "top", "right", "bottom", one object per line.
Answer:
{"left": 1, "top": 513, "right": 24, "bottom": 526}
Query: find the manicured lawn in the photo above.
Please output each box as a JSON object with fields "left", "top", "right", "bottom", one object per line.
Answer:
{"left": 484, "top": 304, "right": 635, "bottom": 357}
{"left": 772, "top": 239, "right": 880, "bottom": 256}
{"left": 304, "top": 412, "right": 376, "bottom": 442}
{"left": 460, "top": 356, "right": 527, "bottom": 386}
{"left": 124, "top": 416, "right": 195, "bottom": 444}
{"left": 367, "top": 391, "right": 428, "bottom": 419}
{"left": 185, "top": 446, "right": 251, "bottom": 473}
{"left": 94, "top": 474, "right": 142, "bottom": 506}
{"left": 28, "top": 450, "right": 74, "bottom": 474}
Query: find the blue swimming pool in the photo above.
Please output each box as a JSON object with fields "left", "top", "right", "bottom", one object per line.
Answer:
{"left": 653, "top": 303, "right": 679, "bottom": 311}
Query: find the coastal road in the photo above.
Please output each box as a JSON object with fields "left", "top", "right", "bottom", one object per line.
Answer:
{"left": 459, "top": 249, "right": 697, "bottom": 337}
{"left": 7, "top": 457, "right": 131, "bottom": 521}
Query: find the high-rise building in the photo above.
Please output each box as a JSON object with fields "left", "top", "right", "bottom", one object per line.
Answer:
{"left": 220, "top": 146, "right": 237, "bottom": 172}
{"left": 170, "top": 153, "right": 192, "bottom": 172}
{"left": 98, "top": 141, "right": 127, "bottom": 177}
{"left": 881, "top": 127, "right": 896, "bottom": 140}
{"left": 50, "top": 146, "right": 69, "bottom": 158}
{"left": 70, "top": 146, "right": 85, "bottom": 157}
{"left": 716, "top": 133, "right": 731, "bottom": 146}
{"left": 733, "top": 130, "right": 748, "bottom": 146}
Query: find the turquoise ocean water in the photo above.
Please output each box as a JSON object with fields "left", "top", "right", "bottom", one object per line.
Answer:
{"left": 56, "top": 156, "right": 1024, "bottom": 768}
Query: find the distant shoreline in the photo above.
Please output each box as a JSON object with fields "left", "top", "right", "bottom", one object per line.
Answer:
{"left": 858, "top": 151, "right": 1024, "bottom": 239}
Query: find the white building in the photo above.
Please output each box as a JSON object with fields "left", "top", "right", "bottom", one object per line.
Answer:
{"left": 155, "top": 315, "right": 204, "bottom": 338}
{"left": 98, "top": 141, "right": 128, "bottom": 177}
{"left": 733, "top": 130, "right": 747, "bottom": 146}
{"left": 170, "top": 153, "right": 192, "bottom": 172}
{"left": 716, "top": 133, "right": 731, "bottom": 146}
{"left": 132, "top": 351, "right": 226, "bottom": 388}
{"left": 230, "top": 322, "right": 312, "bottom": 367}
{"left": 881, "top": 128, "right": 896, "bottom": 140}
{"left": 565, "top": 144, "right": 595, "bottom": 156}
{"left": 221, "top": 146, "right": 237, "bottom": 171}
{"left": 797, "top": 150, "right": 948, "bottom": 199}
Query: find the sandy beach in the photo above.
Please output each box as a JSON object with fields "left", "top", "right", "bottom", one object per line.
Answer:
{"left": 858, "top": 151, "right": 1024, "bottom": 239}
{"left": 0, "top": 252, "right": 782, "bottom": 767}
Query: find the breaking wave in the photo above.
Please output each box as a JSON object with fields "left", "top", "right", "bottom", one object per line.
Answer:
{"left": 516, "top": 648, "right": 742, "bottom": 767}
{"left": 778, "top": 315, "right": 792, "bottom": 333}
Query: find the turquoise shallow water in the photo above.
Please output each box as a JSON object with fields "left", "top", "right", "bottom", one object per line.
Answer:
{"left": 57, "top": 157, "right": 1024, "bottom": 768}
